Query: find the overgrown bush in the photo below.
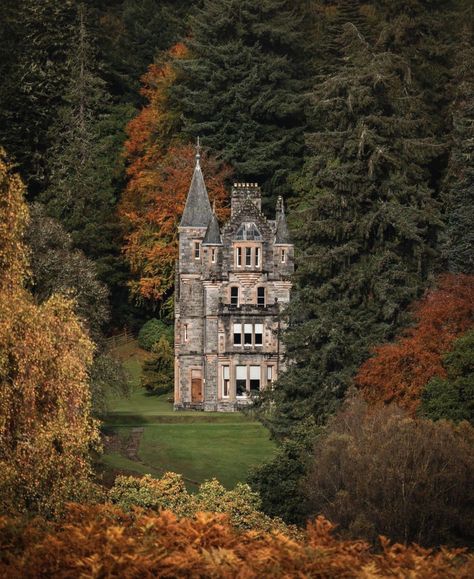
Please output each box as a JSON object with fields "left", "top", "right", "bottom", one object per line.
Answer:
{"left": 1, "top": 504, "right": 473, "bottom": 578}
{"left": 305, "top": 396, "right": 474, "bottom": 547}
{"left": 137, "top": 318, "right": 173, "bottom": 351}
{"left": 109, "top": 472, "right": 294, "bottom": 536}
{"left": 141, "top": 336, "right": 174, "bottom": 394}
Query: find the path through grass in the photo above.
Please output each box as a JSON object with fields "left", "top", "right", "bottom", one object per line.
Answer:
{"left": 98, "top": 340, "right": 276, "bottom": 489}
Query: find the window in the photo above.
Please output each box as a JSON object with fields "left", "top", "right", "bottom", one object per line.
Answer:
{"left": 267, "top": 366, "right": 273, "bottom": 387}
{"left": 250, "top": 366, "right": 261, "bottom": 393}
{"left": 184, "top": 324, "right": 188, "bottom": 342}
{"left": 235, "top": 222, "right": 262, "bottom": 240}
{"left": 257, "top": 287, "right": 265, "bottom": 307}
{"left": 254, "top": 323, "right": 263, "bottom": 346}
{"left": 230, "top": 286, "right": 239, "bottom": 306}
{"left": 194, "top": 241, "right": 200, "bottom": 259}
{"left": 245, "top": 247, "right": 252, "bottom": 266}
{"left": 222, "top": 366, "right": 230, "bottom": 398}
{"left": 244, "top": 323, "right": 253, "bottom": 345}
{"left": 280, "top": 248, "right": 286, "bottom": 263}
{"left": 211, "top": 248, "right": 216, "bottom": 263}
{"left": 233, "top": 323, "right": 242, "bottom": 345}
{"left": 255, "top": 246, "right": 260, "bottom": 267}
{"left": 236, "top": 247, "right": 242, "bottom": 267}
{"left": 236, "top": 365, "right": 247, "bottom": 397}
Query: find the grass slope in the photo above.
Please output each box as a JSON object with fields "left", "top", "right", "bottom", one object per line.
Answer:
{"left": 99, "top": 340, "right": 276, "bottom": 489}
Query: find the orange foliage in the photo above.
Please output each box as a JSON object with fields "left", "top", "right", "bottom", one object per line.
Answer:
{"left": 121, "top": 45, "right": 231, "bottom": 303}
{"left": 356, "top": 274, "right": 474, "bottom": 413}
{"left": 1, "top": 504, "right": 472, "bottom": 578}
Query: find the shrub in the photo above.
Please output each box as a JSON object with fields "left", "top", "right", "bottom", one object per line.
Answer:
{"left": 1, "top": 504, "right": 473, "bottom": 578}
{"left": 137, "top": 318, "right": 173, "bottom": 351}
{"left": 109, "top": 472, "right": 294, "bottom": 536}
{"left": 305, "top": 396, "right": 474, "bottom": 547}
{"left": 141, "top": 336, "right": 174, "bottom": 394}
{"left": 421, "top": 330, "right": 474, "bottom": 424}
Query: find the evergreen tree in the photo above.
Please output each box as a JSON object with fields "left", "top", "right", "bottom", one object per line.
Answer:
{"left": 40, "top": 4, "right": 131, "bottom": 303}
{"left": 141, "top": 336, "right": 174, "bottom": 395}
{"left": 421, "top": 330, "right": 474, "bottom": 425}
{"left": 376, "top": 0, "right": 456, "bottom": 136}
{"left": 265, "top": 26, "right": 441, "bottom": 435}
{"left": 441, "top": 19, "right": 474, "bottom": 274}
{"left": 172, "top": 0, "right": 311, "bottom": 203}
{"left": 0, "top": 0, "right": 76, "bottom": 195}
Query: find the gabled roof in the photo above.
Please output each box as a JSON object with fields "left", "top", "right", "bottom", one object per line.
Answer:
{"left": 202, "top": 212, "right": 222, "bottom": 245}
{"left": 274, "top": 196, "right": 290, "bottom": 244}
{"left": 180, "top": 155, "right": 212, "bottom": 228}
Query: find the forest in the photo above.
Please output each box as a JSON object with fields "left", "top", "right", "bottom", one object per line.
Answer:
{"left": 0, "top": 0, "right": 473, "bottom": 576}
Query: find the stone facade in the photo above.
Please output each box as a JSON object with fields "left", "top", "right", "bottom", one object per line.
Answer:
{"left": 174, "top": 154, "right": 293, "bottom": 411}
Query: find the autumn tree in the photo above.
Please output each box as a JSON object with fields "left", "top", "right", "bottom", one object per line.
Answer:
{"left": 356, "top": 274, "right": 474, "bottom": 413}
{"left": 0, "top": 149, "right": 100, "bottom": 517}
{"left": 305, "top": 395, "right": 474, "bottom": 547}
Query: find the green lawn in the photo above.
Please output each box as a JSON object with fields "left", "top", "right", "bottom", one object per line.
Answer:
{"left": 98, "top": 340, "right": 276, "bottom": 489}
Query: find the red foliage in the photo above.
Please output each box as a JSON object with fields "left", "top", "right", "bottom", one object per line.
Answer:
{"left": 1, "top": 505, "right": 472, "bottom": 578}
{"left": 356, "top": 274, "right": 474, "bottom": 413}
{"left": 120, "top": 45, "right": 231, "bottom": 303}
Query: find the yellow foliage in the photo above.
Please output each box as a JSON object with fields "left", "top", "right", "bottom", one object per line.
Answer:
{"left": 0, "top": 151, "right": 100, "bottom": 517}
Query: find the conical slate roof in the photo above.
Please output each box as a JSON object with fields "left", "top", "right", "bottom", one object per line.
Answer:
{"left": 202, "top": 211, "right": 222, "bottom": 245}
{"left": 275, "top": 196, "right": 290, "bottom": 244}
{"left": 180, "top": 156, "right": 213, "bottom": 227}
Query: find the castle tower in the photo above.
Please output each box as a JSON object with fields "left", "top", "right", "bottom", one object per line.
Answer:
{"left": 174, "top": 154, "right": 294, "bottom": 412}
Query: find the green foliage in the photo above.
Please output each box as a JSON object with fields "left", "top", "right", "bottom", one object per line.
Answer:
{"left": 264, "top": 24, "right": 441, "bottom": 436}
{"left": 26, "top": 203, "right": 110, "bottom": 344}
{"left": 0, "top": 0, "right": 76, "bottom": 194}
{"left": 141, "top": 336, "right": 174, "bottom": 395}
{"left": 421, "top": 330, "right": 474, "bottom": 424}
{"left": 248, "top": 419, "right": 320, "bottom": 525}
{"left": 172, "top": 0, "right": 312, "bottom": 202}
{"left": 109, "top": 472, "right": 295, "bottom": 536}
{"left": 89, "top": 352, "right": 130, "bottom": 417}
{"left": 138, "top": 318, "right": 173, "bottom": 351}
{"left": 441, "top": 19, "right": 474, "bottom": 274}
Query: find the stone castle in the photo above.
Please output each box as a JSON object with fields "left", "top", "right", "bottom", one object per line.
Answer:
{"left": 174, "top": 149, "right": 293, "bottom": 411}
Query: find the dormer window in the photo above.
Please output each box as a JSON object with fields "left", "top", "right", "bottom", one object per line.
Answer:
{"left": 235, "top": 222, "right": 262, "bottom": 241}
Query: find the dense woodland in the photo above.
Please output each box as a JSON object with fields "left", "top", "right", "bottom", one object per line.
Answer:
{"left": 1, "top": 0, "right": 474, "bottom": 574}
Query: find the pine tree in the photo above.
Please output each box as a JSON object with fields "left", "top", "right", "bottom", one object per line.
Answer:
{"left": 265, "top": 26, "right": 442, "bottom": 435}
{"left": 0, "top": 0, "right": 76, "bottom": 194}
{"left": 171, "top": 0, "right": 311, "bottom": 203}
{"left": 40, "top": 3, "right": 127, "bottom": 287}
{"left": 441, "top": 18, "right": 474, "bottom": 274}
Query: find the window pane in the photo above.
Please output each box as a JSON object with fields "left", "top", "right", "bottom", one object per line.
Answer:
{"left": 257, "top": 287, "right": 265, "bottom": 306}
{"left": 245, "top": 247, "right": 252, "bottom": 265}
{"left": 244, "top": 324, "right": 252, "bottom": 333}
{"left": 250, "top": 366, "right": 260, "bottom": 379}
{"left": 231, "top": 287, "right": 239, "bottom": 306}
{"left": 233, "top": 323, "right": 242, "bottom": 345}
{"left": 267, "top": 366, "right": 273, "bottom": 380}
{"left": 255, "top": 247, "right": 260, "bottom": 267}
{"left": 244, "top": 323, "right": 252, "bottom": 344}
{"left": 236, "top": 366, "right": 246, "bottom": 379}
{"left": 223, "top": 366, "right": 230, "bottom": 379}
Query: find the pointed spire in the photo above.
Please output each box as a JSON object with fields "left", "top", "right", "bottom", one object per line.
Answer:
{"left": 275, "top": 196, "right": 290, "bottom": 244}
{"left": 180, "top": 138, "right": 213, "bottom": 227}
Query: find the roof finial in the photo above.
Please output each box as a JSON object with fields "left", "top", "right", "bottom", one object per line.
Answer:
{"left": 212, "top": 199, "right": 216, "bottom": 214}
{"left": 195, "top": 136, "right": 201, "bottom": 167}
